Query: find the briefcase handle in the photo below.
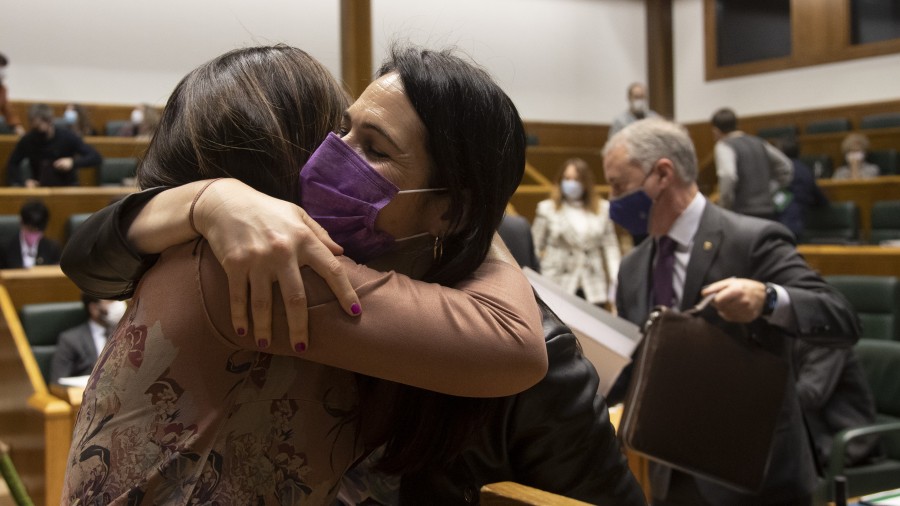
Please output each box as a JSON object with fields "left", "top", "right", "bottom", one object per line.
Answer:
{"left": 643, "top": 292, "right": 716, "bottom": 334}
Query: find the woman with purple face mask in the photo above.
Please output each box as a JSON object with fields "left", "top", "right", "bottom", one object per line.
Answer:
{"left": 60, "top": 45, "right": 548, "bottom": 504}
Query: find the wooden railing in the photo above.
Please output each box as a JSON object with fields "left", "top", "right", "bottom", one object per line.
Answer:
{"left": 0, "top": 284, "right": 72, "bottom": 506}
{"left": 0, "top": 266, "right": 81, "bottom": 310}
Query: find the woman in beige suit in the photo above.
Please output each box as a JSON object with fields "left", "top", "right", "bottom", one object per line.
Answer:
{"left": 532, "top": 158, "right": 621, "bottom": 307}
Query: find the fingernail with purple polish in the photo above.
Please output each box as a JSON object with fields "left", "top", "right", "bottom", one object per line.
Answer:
{"left": 351, "top": 303, "right": 361, "bottom": 315}
{"left": 257, "top": 339, "right": 268, "bottom": 349}
{"left": 237, "top": 328, "right": 246, "bottom": 336}
{"left": 295, "top": 342, "right": 307, "bottom": 353}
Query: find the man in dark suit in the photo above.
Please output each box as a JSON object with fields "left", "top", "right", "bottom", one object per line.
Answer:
{"left": 0, "top": 199, "right": 61, "bottom": 268}
{"left": 49, "top": 294, "right": 126, "bottom": 384}
{"left": 603, "top": 118, "right": 859, "bottom": 506}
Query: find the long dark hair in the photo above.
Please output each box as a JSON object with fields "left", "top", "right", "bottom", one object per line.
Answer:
{"left": 137, "top": 45, "right": 348, "bottom": 202}
{"left": 363, "top": 45, "right": 527, "bottom": 474}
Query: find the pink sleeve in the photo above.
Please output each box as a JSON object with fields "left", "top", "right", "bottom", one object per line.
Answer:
{"left": 199, "top": 241, "right": 548, "bottom": 397}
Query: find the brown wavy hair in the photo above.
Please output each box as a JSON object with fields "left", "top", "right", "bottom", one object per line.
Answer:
{"left": 137, "top": 45, "right": 349, "bottom": 203}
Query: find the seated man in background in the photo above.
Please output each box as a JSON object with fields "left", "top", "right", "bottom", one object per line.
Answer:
{"left": 5, "top": 103, "right": 102, "bottom": 187}
{"left": 832, "top": 132, "right": 880, "bottom": 180}
{"left": 793, "top": 338, "right": 883, "bottom": 467}
{"left": 0, "top": 199, "right": 61, "bottom": 268}
{"left": 49, "top": 294, "right": 127, "bottom": 383}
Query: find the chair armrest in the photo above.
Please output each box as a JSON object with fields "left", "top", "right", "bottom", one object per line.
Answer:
{"left": 828, "top": 421, "right": 900, "bottom": 477}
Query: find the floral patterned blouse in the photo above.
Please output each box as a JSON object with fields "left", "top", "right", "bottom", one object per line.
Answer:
{"left": 63, "top": 239, "right": 545, "bottom": 505}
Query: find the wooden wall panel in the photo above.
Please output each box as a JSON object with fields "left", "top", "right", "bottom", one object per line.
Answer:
{"left": 523, "top": 121, "right": 606, "bottom": 149}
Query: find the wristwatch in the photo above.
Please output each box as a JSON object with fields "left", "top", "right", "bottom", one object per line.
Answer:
{"left": 762, "top": 283, "right": 777, "bottom": 316}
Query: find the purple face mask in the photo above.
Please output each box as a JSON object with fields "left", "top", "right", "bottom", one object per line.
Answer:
{"left": 299, "top": 132, "right": 443, "bottom": 263}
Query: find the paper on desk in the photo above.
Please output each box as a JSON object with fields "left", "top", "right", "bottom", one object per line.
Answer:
{"left": 57, "top": 375, "right": 90, "bottom": 388}
{"left": 524, "top": 268, "right": 642, "bottom": 396}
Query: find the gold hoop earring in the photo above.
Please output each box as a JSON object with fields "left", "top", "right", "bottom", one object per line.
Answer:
{"left": 433, "top": 235, "right": 444, "bottom": 263}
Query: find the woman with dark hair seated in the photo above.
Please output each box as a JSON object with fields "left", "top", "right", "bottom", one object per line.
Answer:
{"left": 63, "top": 45, "right": 643, "bottom": 504}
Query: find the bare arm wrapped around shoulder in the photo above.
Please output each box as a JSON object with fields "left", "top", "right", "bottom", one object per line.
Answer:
{"left": 198, "top": 235, "right": 548, "bottom": 397}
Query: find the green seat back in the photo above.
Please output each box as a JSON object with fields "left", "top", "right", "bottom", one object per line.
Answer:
{"left": 98, "top": 157, "right": 138, "bottom": 186}
{"left": 756, "top": 125, "right": 797, "bottom": 141}
{"left": 0, "top": 115, "right": 13, "bottom": 134}
{"left": 18, "top": 301, "right": 87, "bottom": 383}
{"left": 800, "top": 201, "right": 859, "bottom": 244}
{"left": 806, "top": 118, "right": 851, "bottom": 134}
{"left": 799, "top": 153, "right": 834, "bottom": 179}
{"left": 0, "top": 215, "right": 20, "bottom": 248}
{"left": 856, "top": 339, "right": 900, "bottom": 457}
{"left": 105, "top": 119, "right": 130, "bottom": 136}
{"left": 871, "top": 200, "right": 900, "bottom": 244}
{"left": 867, "top": 149, "right": 898, "bottom": 176}
{"left": 826, "top": 276, "right": 900, "bottom": 341}
{"left": 860, "top": 113, "right": 900, "bottom": 130}
{"left": 65, "top": 213, "right": 93, "bottom": 244}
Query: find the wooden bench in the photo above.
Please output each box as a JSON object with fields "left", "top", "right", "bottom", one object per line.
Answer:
{"left": 0, "top": 266, "right": 81, "bottom": 310}
{"left": 797, "top": 245, "right": 900, "bottom": 277}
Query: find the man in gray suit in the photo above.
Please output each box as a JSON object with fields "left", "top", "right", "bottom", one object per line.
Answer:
{"left": 603, "top": 118, "right": 859, "bottom": 505}
{"left": 49, "top": 294, "right": 127, "bottom": 383}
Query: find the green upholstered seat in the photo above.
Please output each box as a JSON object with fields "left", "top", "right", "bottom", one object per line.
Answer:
{"left": 860, "top": 113, "right": 900, "bottom": 130}
{"left": 871, "top": 200, "right": 900, "bottom": 244}
{"left": 867, "top": 149, "right": 898, "bottom": 176}
{"left": 799, "top": 153, "right": 834, "bottom": 179}
{"left": 825, "top": 275, "right": 900, "bottom": 341}
{"left": 65, "top": 213, "right": 93, "bottom": 244}
{"left": 806, "top": 118, "right": 851, "bottom": 135}
{"left": 105, "top": 119, "right": 130, "bottom": 136}
{"left": 18, "top": 301, "right": 87, "bottom": 384}
{"left": 756, "top": 125, "right": 798, "bottom": 141}
{"left": 800, "top": 201, "right": 860, "bottom": 245}
{"left": 815, "top": 339, "right": 900, "bottom": 504}
{"left": 98, "top": 157, "right": 138, "bottom": 186}
{"left": 0, "top": 214, "right": 20, "bottom": 249}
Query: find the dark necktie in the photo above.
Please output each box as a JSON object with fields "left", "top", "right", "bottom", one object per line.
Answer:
{"left": 652, "top": 236, "right": 677, "bottom": 307}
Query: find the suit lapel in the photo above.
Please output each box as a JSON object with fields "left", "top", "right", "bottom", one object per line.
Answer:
{"left": 628, "top": 240, "right": 654, "bottom": 321}
{"left": 680, "top": 205, "right": 724, "bottom": 310}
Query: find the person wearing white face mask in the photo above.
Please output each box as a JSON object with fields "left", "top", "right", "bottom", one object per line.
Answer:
{"left": 608, "top": 82, "right": 660, "bottom": 139}
{"left": 833, "top": 132, "right": 880, "bottom": 180}
{"left": 532, "top": 158, "right": 621, "bottom": 308}
{"left": 116, "top": 103, "right": 160, "bottom": 139}
{"left": 63, "top": 103, "right": 96, "bottom": 137}
{"left": 50, "top": 294, "right": 128, "bottom": 384}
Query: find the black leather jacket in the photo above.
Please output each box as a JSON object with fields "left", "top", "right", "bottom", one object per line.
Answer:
{"left": 399, "top": 299, "right": 646, "bottom": 505}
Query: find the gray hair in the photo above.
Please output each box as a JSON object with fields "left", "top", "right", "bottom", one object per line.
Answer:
{"left": 603, "top": 118, "right": 698, "bottom": 183}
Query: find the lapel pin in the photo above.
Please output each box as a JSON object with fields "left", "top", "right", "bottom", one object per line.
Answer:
{"left": 703, "top": 241, "right": 713, "bottom": 251}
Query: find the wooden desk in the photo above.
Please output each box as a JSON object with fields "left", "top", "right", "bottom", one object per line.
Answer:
{"left": 797, "top": 244, "right": 900, "bottom": 277}
{"left": 0, "top": 266, "right": 81, "bottom": 309}
{"left": 49, "top": 384, "right": 84, "bottom": 430}
{"left": 0, "top": 187, "right": 134, "bottom": 244}
{"left": 818, "top": 176, "right": 900, "bottom": 243}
